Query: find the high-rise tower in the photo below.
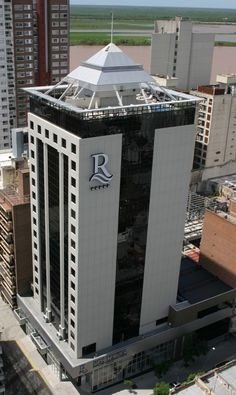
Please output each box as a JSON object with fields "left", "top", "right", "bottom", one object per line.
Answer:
{"left": 18, "top": 44, "right": 200, "bottom": 391}
{"left": 0, "top": 0, "right": 16, "bottom": 149}
{"left": 0, "top": 0, "right": 69, "bottom": 148}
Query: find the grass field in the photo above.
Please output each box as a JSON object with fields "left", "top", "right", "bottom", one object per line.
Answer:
{"left": 70, "top": 5, "right": 236, "bottom": 23}
{"left": 70, "top": 32, "right": 151, "bottom": 46}
{"left": 70, "top": 5, "right": 236, "bottom": 45}
{"left": 215, "top": 41, "right": 236, "bottom": 46}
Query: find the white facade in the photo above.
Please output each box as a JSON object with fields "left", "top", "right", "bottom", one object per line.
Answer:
{"left": 76, "top": 134, "right": 122, "bottom": 355}
{"left": 140, "top": 125, "right": 196, "bottom": 333}
{"left": 0, "top": 0, "right": 16, "bottom": 149}
{"left": 150, "top": 17, "right": 215, "bottom": 91}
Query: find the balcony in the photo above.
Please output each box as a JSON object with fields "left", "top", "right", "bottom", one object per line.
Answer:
{"left": 0, "top": 250, "right": 14, "bottom": 268}
{"left": 14, "top": 308, "right": 27, "bottom": 325}
{"left": 30, "top": 332, "right": 49, "bottom": 355}
{"left": 0, "top": 207, "right": 12, "bottom": 222}
{"left": 0, "top": 262, "right": 15, "bottom": 280}
{"left": 1, "top": 278, "right": 15, "bottom": 293}
{"left": 0, "top": 259, "right": 14, "bottom": 275}
{"left": 0, "top": 284, "right": 16, "bottom": 308}
{"left": 0, "top": 239, "right": 14, "bottom": 255}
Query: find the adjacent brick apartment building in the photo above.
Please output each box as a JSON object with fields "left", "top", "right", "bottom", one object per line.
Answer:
{"left": 200, "top": 200, "right": 236, "bottom": 289}
{"left": 0, "top": 164, "right": 32, "bottom": 308}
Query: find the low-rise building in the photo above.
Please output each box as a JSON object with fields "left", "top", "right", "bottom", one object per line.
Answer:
{"left": 200, "top": 199, "right": 236, "bottom": 289}
{"left": 172, "top": 359, "right": 236, "bottom": 395}
{"left": 0, "top": 165, "right": 32, "bottom": 308}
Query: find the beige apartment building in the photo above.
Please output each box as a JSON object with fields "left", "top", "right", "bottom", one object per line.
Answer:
{"left": 192, "top": 74, "right": 236, "bottom": 190}
{"left": 150, "top": 16, "right": 214, "bottom": 90}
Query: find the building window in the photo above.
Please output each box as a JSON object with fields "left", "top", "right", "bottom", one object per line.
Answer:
{"left": 32, "top": 178, "right": 35, "bottom": 186}
{"left": 71, "top": 267, "right": 75, "bottom": 277}
{"left": 53, "top": 133, "right": 57, "bottom": 143}
{"left": 33, "top": 230, "right": 37, "bottom": 237}
{"left": 71, "top": 209, "right": 76, "bottom": 219}
{"left": 71, "top": 194, "right": 76, "bottom": 203}
{"left": 33, "top": 205, "right": 36, "bottom": 212}
{"left": 37, "top": 125, "right": 41, "bottom": 134}
{"left": 71, "top": 143, "right": 76, "bottom": 154}
{"left": 82, "top": 343, "right": 96, "bottom": 356}
{"left": 45, "top": 129, "right": 49, "bottom": 138}
{"left": 70, "top": 331, "right": 75, "bottom": 339}
{"left": 71, "top": 160, "right": 76, "bottom": 171}
{"left": 70, "top": 342, "right": 75, "bottom": 351}
{"left": 71, "top": 239, "right": 75, "bottom": 249}
{"left": 71, "top": 281, "right": 75, "bottom": 290}
{"left": 71, "top": 224, "right": 75, "bottom": 234}
{"left": 70, "top": 319, "right": 75, "bottom": 328}
{"left": 30, "top": 121, "right": 34, "bottom": 130}
{"left": 71, "top": 254, "right": 75, "bottom": 263}
{"left": 34, "top": 254, "right": 38, "bottom": 261}
{"left": 34, "top": 265, "right": 38, "bottom": 272}
{"left": 31, "top": 135, "right": 34, "bottom": 144}
{"left": 31, "top": 150, "right": 34, "bottom": 158}
{"left": 71, "top": 177, "right": 76, "bottom": 187}
{"left": 31, "top": 164, "right": 35, "bottom": 172}
{"left": 33, "top": 217, "right": 36, "bottom": 225}
{"left": 61, "top": 138, "right": 66, "bottom": 148}
{"left": 71, "top": 307, "right": 75, "bottom": 315}
{"left": 71, "top": 294, "right": 75, "bottom": 303}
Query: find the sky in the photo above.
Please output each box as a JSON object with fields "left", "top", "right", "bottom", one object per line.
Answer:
{"left": 70, "top": 0, "right": 236, "bottom": 8}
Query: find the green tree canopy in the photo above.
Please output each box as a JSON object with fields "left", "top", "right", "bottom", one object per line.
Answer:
{"left": 153, "top": 382, "right": 170, "bottom": 395}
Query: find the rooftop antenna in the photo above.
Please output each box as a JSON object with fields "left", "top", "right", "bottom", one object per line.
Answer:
{"left": 111, "top": 12, "right": 114, "bottom": 44}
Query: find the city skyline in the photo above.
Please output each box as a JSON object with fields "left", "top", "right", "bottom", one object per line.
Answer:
{"left": 70, "top": 0, "right": 236, "bottom": 9}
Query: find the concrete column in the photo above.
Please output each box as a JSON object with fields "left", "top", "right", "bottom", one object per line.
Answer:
{"left": 58, "top": 153, "right": 66, "bottom": 339}
{"left": 43, "top": 143, "right": 51, "bottom": 322}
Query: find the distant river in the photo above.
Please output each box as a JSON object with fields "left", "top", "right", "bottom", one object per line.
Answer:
{"left": 70, "top": 45, "right": 236, "bottom": 84}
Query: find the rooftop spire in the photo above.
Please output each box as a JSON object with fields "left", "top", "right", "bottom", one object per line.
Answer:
{"left": 111, "top": 12, "right": 114, "bottom": 44}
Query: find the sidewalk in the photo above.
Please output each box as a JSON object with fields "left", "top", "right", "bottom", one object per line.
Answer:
{"left": 93, "top": 336, "right": 236, "bottom": 395}
{"left": 0, "top": 297, "right": 79, "bottom": 395}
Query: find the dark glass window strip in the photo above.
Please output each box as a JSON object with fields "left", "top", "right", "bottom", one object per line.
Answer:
{"left": 64, "top": 155, "right": 69, "bottom": 336}
{"left": 37, "top": 139, "right": 46, "bottom": 312}
{"left": 48, "top": 145, "right": 60, "bottom": 330}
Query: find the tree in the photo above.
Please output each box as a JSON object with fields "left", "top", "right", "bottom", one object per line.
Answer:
{"left": 124, "top": 379, "right": 134, "bottom": 393}
{"left": 154, "top": 360, "right": 172, "bottom": 378}
{"left": 183, "top": 334, "right": 208, "bottom": 366}
{"left": 153, "top": 382, "right": 170, "bottom": 395}
{"left": 186, "top": 371, "right": 204, "bottom": 382}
